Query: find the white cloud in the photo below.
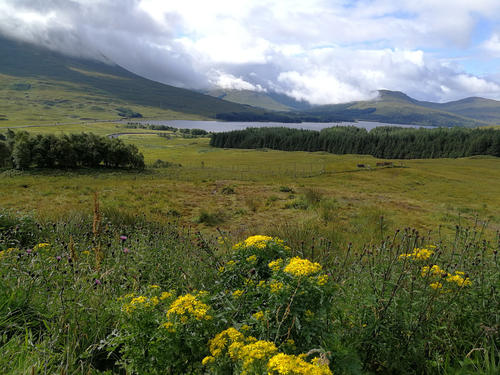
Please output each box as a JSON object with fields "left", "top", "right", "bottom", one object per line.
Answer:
{"left": 210, "top": 70, "right": 266, "bottom": 91}
{"left": 1, "top": 0, "right": 500, "bottom": 103}
{"left": 482, "top": 33, "right": 500, "bottom": 57}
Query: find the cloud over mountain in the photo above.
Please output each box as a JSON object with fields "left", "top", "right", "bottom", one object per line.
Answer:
{"left": 2, "top": 0, "right": 500, "bottom": 104}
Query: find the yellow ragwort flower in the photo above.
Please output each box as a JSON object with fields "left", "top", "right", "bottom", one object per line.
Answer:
{"left": 446, "top": 272, "right": 472, "bottom": 287}
{"left": 246, "top": 255, "right": 257, "bottom": 263}
{"left": 253, "top": 311, "right": 265, "bottom": 320}
{"left": 167, "top": 293, "right": 212, "bottom": 321}
{"left": 430, "top": 282, "right": 443, "bottom": 290}
{"left": 209, "top": 327, "right": 244, "bottom": 357}
{"left": 268, "top": 258, "right": 283, "bottom": 272}
{"left": 269, "top": 280, "right": 284, "bottom": 293}
{"left": 232, "top": 289, "right": 244, "bottom": 298}
{"left": 160, "top": 291, "right": 173, "bottom": 300}
{"left": 316, "top": 274, "right": 329, "bottom": 286}
{"left": 202, "top": 356, "right": 215, "bottom": 366}
{"left": 284, "top": 257, "right": 322, "bottom": 277}
{"left": 421, "top": 264, "right": 447, "bottom": 278}
{"left": 399, "top": 247, "right": 433, "bottom": 261}
{"left": 267, "top": 353, "right": 332, "bottom": 375}
{"left": 237, "top": 340, "right": 278, "bottom": 371}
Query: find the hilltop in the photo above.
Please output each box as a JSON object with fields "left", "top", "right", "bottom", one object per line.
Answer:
{"left": 0, "top": 35, "right": 263, "bottom": 125}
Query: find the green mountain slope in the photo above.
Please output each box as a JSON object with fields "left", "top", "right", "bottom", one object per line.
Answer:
{"left": 206, "top": 89, "right": 292, "bottom": 111}
{"left": 307, "top": 90, "right": 492, "bottom": 127}
{"left": 416, "top": 96, "right": 500, "bottom": 124}
{"left": 205, "top": 89, "right": 312, "bottom": 112}
{"left": 0, "top": 36, "right": 262, "bottom": 125}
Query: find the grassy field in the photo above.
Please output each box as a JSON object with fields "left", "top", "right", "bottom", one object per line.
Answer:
{"left": 1, "top": 123, "right": 499, "bottom": 249}
{"left": 1, "top": 122, "right": 499, "bottom": 374}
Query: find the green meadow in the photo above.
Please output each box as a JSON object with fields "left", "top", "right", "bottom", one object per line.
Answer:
{"left": 1, "top": 122, "right": 499, "bottom": 246}
{"left": 1, "top": 122, "right": 499, "bottom": 374}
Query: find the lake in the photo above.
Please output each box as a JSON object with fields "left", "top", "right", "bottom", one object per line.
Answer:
{"left": 137, "top": 120, "right": 432, "bottom": 132}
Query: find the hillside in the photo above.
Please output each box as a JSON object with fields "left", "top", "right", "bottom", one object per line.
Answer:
{"left": 0, "top": 35, "right": 262, "bottom": 125}
{"left": 304, "top": 90, "right": 493, "bottom": 127}
{"left": 205, "top": 89, "right": 312, "bottom": 112}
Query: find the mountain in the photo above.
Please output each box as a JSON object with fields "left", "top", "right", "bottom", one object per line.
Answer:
{"left": 0, "top": 35, "right": 263, "bottom": 125}
{"left": 304, "top": 90, "right": 495, "bottom": 127}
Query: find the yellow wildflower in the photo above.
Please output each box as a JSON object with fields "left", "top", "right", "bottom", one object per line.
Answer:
{"left": 430, "top": 282, "right": 443, "bottom": 290}
{"left": 284, "top": 257, "right": 322, "bottom": 277}
{"left": 399, "top": 247, "right": 433, "bottom": 261}
{"left": 253, "top": 311, "right": 265, "bottom": 320}
{"left": 148, "top": 284, "right": 160, "bottom": 289}
{"left": 209, "top": 327, "right": 244, "bottom": 357}
{"left": 316, "top": 274, "right": 329, "bottom": 286}
{"left": 202, "top": 356, "right": 215, "bottom": 366}
{"left": 232, "top": 289, "right": 244, "bottom": 298}
{"left": 268, "top": 259, "right": 283, "bottom": 272}
{"left": 167, "top": 293, "right": 212, "bottom": 321}
{"left": 446, "top": 272, "right": 472, "bottom": 287}
{"left": 267, "top": 353, "right": 332, "bottom": 375}
{"left": 246, "top": 254, "right": 257, "bottom": 263}
{"left": 237, "top": 340, "right": 278, "bottom": 371}
{"left": 160, "top": 291, "right": 173, "bottom": 300}
{"left": 123, "top": 295, "right": 151, "bottom": 313}
{"left": 82, "top": 250, "right": 90, "bottom": 256}
{"left": 269, "top": 280, "right": 284, "bottom": 293}
{"left": 0, "top": 248, "right": 16, "bottom": 259}
{"left": 241, "top": 324, "right": 250, "bottom": 332}
{"left": 242, "top": 235, "right": 273, "bottom": 249}
{"left": 162, "top": 321, "right": 175, "bottom": 332}
{"left": 34, "top": 243, "right": 50, "bottom": 250}
{"left": 421, "top": 265, "right": 447, "bottom": 278}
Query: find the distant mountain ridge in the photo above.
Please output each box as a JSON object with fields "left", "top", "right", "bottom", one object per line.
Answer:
{"left": 1, "top": 33, "right": 500, "bottom": 127}
{"left": 207, "top": 88, "right": 500, "bottom": 127}
{"left": 301, "top": 90, "right": 498, "bottom": 127}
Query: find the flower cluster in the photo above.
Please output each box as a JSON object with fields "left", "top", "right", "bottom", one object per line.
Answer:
{"left": 34, "top": 242, "right": 51, "bottom": 250}
{"left": 167, "top": 292, "right": 212, "bottom": 321}
{"left": 203, "top": 329, "right": 332, "bottom": 374}
{"left": 0, "top": 247, "right": 16, "bottom": 259}
{"left": 267, "top": 353, "right": 332, "bottom": 375}
{"left": 446, "top": 271, "right": 472, "bottom": 287}
{"left": 283, "top": 257, "right": 322, "bottom": 277}
{"left": 121, "top": 294, "right": 160, "bottom": 313}
{"left": 399, "top": 247, "right": 434, "bottom": 261}
{"left": 421, "top": 265, "right": 472, "bottom": 289}
{"left": 233, "top": 235, "right": 273, "bottom": 250}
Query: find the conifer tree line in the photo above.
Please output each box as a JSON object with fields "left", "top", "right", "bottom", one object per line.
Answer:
{"left": 0, "top": 131, "right": 144, "bottom": 169}
{"left": 210, "top": 126, "right": 500, "bottom": 159}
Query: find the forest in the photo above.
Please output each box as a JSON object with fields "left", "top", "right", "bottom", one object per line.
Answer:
{"left": 210, "top": 126, "right": 500, "bottom": 159}
{"left": 0, "top": 131, "right": 144, "bottom": 169}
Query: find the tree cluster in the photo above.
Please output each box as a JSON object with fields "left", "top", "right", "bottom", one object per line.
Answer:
{"left": 0, "top": 131, "right": 144, "bottom": 169}
{"left": 210, "top": 126, "right": 500, "bottom": 159}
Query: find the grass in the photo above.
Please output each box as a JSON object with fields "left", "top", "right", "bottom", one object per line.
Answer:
{"left": 1, "top": 122, "right": 499, "bottom": 374}
{"left": 1, "top": 124, "right": 499, "bottom": 249}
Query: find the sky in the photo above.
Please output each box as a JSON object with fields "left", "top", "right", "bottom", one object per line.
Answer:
{"left": 2, "top": 0, "right": 500, "bottom": 104}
